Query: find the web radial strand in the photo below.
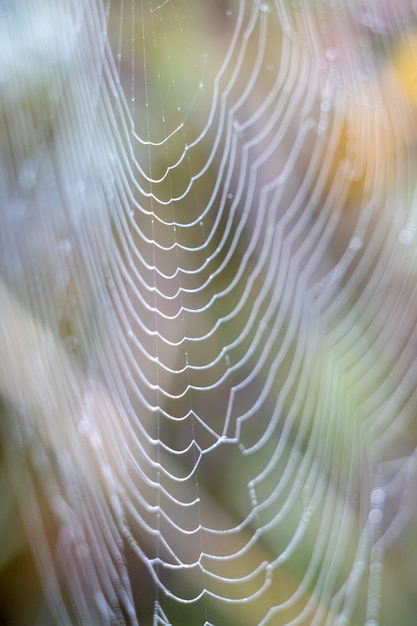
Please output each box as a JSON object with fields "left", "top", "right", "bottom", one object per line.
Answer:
{"left": 1, "top": 0, "right": 417, "bottom": 625}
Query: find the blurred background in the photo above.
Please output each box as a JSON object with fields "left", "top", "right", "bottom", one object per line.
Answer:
{"left": 1, "top": 1, "right": 417, "bottom": 624}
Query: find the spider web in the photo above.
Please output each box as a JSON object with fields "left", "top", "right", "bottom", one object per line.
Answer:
{"left": 1, "top": 0, "right": 417, "bottom": 624}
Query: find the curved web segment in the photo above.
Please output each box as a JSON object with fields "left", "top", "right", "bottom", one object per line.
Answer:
{"left": 1, "top": 0, "right": 417, "bottom": 624}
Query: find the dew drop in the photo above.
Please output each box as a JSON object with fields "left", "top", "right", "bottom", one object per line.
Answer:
{"left": 233, "top": 120, "right": 243, "bottom": 136}
{"left": 369, "top": 509, "right": 383, "bottom": 524}
{"left": 260, "top": 3, "right": 271, "bottom": 13}
{"left": 320, "top": 98, "right": 331, "bottom": 112}
{"left": 59, "top": 238, "right": 72, "bottom": 255}
{"left": 18, "top": 165, "right": 36, "bottom": 190}
{"left": 349, "top": 236, "right": 362, "bottom": 251}
{"left": 325, "top": 48, "right": 339, "bottom": 62}
{"left": 399, "top": 229, "right": 413, "bottom": 244}
{"left": 371, "top": 489, "right": 385, "bottom": 505}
